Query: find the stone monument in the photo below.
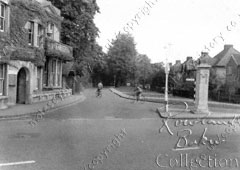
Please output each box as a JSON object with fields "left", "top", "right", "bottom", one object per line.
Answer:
{"left": 192, "top": 63, "right": 211, "bottom": 114}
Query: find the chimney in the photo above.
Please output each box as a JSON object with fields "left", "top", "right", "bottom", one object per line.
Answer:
{"left": 186, "top": 56, "right": 192, "bottom": 61}
{"left": 224, "top": 44, "right": 233, "bottom": 50}
{"left": 201, "top": 52, "right": 208, "bottom": 57}
{"left": 176, "top": 60, "right": 181, "bottom": 64}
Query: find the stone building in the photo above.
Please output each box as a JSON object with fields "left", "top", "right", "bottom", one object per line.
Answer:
{"left": 212, "top": 44, "right": 240, "bottom": 85}
{"left": 170, "top": 60, "right": 182, "bottom": 82}
{"left": 0, "top": 0, "right": 73, "bottom": 109}
{"left": 182, "top": 56, "right": 197, "bottom": 80}
{"left": 225, "top": 54, "right": 240, "bottom": 94}
{"left": 197, "top": 52, "right": 213, "bottom": 65}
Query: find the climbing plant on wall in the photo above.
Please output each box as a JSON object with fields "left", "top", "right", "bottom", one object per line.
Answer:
{"left": 0, "top": 0, "right": 63, "bottom": 66}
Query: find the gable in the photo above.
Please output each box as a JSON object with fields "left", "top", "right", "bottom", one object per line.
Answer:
{"left": 1, "top": 0, "right": 9, "bottom": 4}
{"left": 213, "top": 47, "right": 240, "bottom": 67}
{"left": 44, "top": 6, "right": 57, "bottom": 16}
{"left": 227, "top": 56, "right": 237, "bottom": 67}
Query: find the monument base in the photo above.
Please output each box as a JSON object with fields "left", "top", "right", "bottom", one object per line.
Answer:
{"left": 190, "top": 108, "right": 211, "bottom": 115}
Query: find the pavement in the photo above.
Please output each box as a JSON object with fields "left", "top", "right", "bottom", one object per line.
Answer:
{"left": 110, "top": 88, "right": 240, "bottom": 119}
{"left": 0, "top": 92, "right": 86, "bottom": 121}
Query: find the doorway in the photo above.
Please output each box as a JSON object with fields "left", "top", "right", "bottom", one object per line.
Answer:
{"left": 17, "top": 68, "right": 28, "bottom": 104}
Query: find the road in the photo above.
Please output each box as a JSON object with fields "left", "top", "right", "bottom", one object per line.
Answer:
{"left": 0, "top": 89, "right": 240, "bottom": 170}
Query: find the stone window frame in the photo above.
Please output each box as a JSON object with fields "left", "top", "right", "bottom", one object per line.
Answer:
{"left": 47, "top": 22, "right": 55, "bottom": 40}
{"left": 57, "top": 60, "right": 61, "bottom": 86}
{"left": 26, "top": 21, "right": 34, "bottom": 46}
{"left": 36, "top": 66, "right": 41, "bottom": 90}
{"left": 43, "top": 60, "right": 48, "bottom": 87}
{"left": 0, "top": 64, "right": 5, "bottom": 95}
{"left": 0, "top": 1, "right": 6, "bottom": 32}
{"left": 51, "top": 59, "right": 62, "bottom": 87}
{"left": 37, "top": 24, "right": 44, "bottom": 48}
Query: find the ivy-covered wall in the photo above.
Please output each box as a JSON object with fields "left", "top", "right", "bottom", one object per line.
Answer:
{"left": 0, "top": 0, "right": 63, "bottom": 66}
{"left": 45, "top": 38, "right": 73, "bottom": 61}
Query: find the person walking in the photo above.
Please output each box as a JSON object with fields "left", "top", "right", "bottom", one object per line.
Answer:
{"left": 96, "top": 81, "right": 103, "bottom": 97}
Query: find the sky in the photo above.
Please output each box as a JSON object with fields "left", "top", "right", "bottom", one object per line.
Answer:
{"left": 94, "top": 0, "right": 240, "bottom": 64}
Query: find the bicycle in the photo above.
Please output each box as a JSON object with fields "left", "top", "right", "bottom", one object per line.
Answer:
{"left": 96, "top": 89, "right": 102, "bottom": 98}
{"left": 139, "top": 93, "right": 146, "bottom": 104}
{"left": 133, "top": 92, "right": 146, "bottom": 104}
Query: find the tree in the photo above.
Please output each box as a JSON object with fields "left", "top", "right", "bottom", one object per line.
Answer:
{"left": 134, "top": 54, "right": 152, "bottom": 88}
{"left": 149, "top": 62, "right": 165, "bottom": 91}
{"left": 107, "top": 34, "right": 137, "bottom": 86}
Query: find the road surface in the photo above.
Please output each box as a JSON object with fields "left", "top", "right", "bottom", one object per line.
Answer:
{"left": 0, "top": 89, "right": 240, "bottom": 170}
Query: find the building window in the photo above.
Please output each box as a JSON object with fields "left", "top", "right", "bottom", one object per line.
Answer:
{"left": 26, "top": 21, "right": 34, "bottom": 46}
{"left": 52, "top": 59, "right": 57, "bottom": 86}
{"left": 0, "top": 2, "right": 6, "bottom": 32}
{"left": 37, "top": 24, "right": 44, "bottom": 47}
{"left": 0, "top": 64, "right": 5, "bottom": 95}
{"left": 50, "top": 59, "right": 61, "bottom": 87}
{"left": 37, "top": 67, "right": 41, "bottom": 90}
{"left": 57, "top": 60, "right": 61, "bottom": 86}
{"left": 47, "top": 23, "right": 54, "bottom": 39}
{"left": 43, "top": 61, "right": 48, "bottom": 86}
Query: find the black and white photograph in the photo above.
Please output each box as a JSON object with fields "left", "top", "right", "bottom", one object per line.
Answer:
{"left": 0, "top": 0, "right": 240, "bottom": 169}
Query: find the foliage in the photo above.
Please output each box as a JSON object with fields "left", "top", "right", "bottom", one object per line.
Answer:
{"left": 45, "top": 38, "right": 73, "bottom": 61}
{"left": 149, "top": 63, "right": 165, "bottom": 91}
{"left": 10, "top": 47, "right": 45, "bottom": 66}
{"left": 0, "top": 0, "right": 64, "bottom": 66}
{"left": 107, "top": 34, "right": 137, "bottom": 86}
{"left": 134, "top": 54, "right": 152, "bottom": 88}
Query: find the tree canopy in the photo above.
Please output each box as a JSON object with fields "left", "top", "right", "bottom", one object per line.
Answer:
{"left": 135, "top": 54, "right": 152, "bottom": 87}
{"left": 107, "top": 34, "right": 137, "bottom": 86}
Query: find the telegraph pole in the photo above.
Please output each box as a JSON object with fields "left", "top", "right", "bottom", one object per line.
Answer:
{"left": 165, "top": 62, "right": 169, "bottom": 112}
{"left": 164, "top": 43, "right": 172, "bottom": 113}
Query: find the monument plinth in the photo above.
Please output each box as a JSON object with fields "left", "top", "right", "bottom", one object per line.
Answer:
{"left": 192, "top": 63, "right": 211, "bottom": 114}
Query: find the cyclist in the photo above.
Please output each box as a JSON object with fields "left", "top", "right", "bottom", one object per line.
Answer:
{"left": 134, "top": 85, "right": 143, "bottom": 102}
{"left": 96, "top": 81, "right": 103, "bottom": 97}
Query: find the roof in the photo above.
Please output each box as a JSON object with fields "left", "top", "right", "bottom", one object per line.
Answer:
{"left": 198, "top": 52, "right": 213, "bottom": 65}
{"left": 171, "top": 62, "right": 182, "bottom": 73}
{"left": 230, "top": 54, "right": 240, "bottom": 66}
{"left": 212, "top": 45, "right": 240, "bottom": 67}
{"left": 182, "top": 57, "right": 197, "bottom": 71}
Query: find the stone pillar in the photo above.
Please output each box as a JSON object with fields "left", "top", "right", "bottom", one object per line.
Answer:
{"left": 192, "top": 64, "right": 211, "bottom": 114}
{"left": 4, "top": 64, "right": 9, "bottom": 96}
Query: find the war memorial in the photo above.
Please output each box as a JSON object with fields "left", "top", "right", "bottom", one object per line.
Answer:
{"left": 157, "top": 63, "right": 240, "bottom": 169}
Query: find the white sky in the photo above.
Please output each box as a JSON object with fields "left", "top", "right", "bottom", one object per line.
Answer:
{"left": 94, "top": 0, "right": 240, "bottom": 64}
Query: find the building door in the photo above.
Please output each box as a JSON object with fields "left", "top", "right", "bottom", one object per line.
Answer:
{"left": 17, "top": 68, "right": 27, "bottom": 104}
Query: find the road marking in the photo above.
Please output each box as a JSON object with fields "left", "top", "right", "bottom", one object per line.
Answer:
{"left": 67, "top": 118, "right": 158, "bottom": 121}
{"left": 0, "top": 160, "right": 35, "bottom": 167}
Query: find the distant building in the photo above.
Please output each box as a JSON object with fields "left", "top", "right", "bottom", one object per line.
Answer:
{"left": 225, "top": 54, "right": 240, "bottom": 94}
{"left": 0, "top": 0, "right": 73, "bottom": 109}
{"left": 182, "top": 56, "right": 197, "bottom": 80}
{"left": 197, "top": 52, "right": 213, "bottom": 65}
{"left": 212, "top": 45, "right": 240, "bottom": 85}
{"left": 171, "top": 60, "right": 182, "bottom": 81}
